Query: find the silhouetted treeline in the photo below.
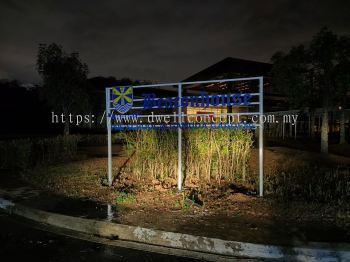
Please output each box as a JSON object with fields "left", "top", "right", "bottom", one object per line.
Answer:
{"left": 0, "top": 77, "right": 150, "bottom": 138}
{"left": 0, "top": 80, "right": 55, "bottom": 138}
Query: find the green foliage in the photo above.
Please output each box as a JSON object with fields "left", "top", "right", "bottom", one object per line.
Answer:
{"left": 121, "top": 129, "right": 253, "bottom": 183}
{"left": 115, "top": 191, "right": 136, "bottom": 204}
{"left": 0, "top": 135, "right": 80, "bottom": 171}
{"left": 180, "top": 199, "right": 190, "bottom": 210}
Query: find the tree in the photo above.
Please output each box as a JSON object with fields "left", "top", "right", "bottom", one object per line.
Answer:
{"left": 272, "top": 28, "right": 350, "bottom": 153}
{"left": 37, "top": 43, "right": 89, "bottom": 135}
{"left": 334, "top": 36, "right": 350, "bottom": 144}
{"left": 271, "top": 45, "right": 319, "bottom": 138}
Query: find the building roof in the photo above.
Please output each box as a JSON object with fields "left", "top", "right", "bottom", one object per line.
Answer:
{"left": 183, "top": 57, "right": 272, "bottom": 82}
{"left": 181, "top": 57, "right": 288, "bottom": 111}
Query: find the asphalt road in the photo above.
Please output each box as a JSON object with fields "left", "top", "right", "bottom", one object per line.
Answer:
{"left": 0, "top": 213, "right": 201, "bottom": 262}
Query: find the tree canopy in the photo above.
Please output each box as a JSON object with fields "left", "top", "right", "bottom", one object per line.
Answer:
{"left": 37, "top": 43, "right": 89, "bottom": 134}
{"left": 272, "top": 27, "right": 350, "bottom": 110}
{"left": 271, "top": 27, "right": 350, "bottom": 152}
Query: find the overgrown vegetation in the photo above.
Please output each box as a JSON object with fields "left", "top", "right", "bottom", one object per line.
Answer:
{"left": 116, "top": 129, "right": 350, "bottom": 203}
{"left": 261, "top": 166, "right": 350, "bottom": 202}
{"left": 119, "top": 130, "right": 178, "bottom": 180}
{"left": 184, "top": 129, "right": 253, "bottom": 182}
{"left": 3, "top": 132, "right": 349, "bottom": 204}
{"left": 118, "top": 129, "right": 253, "bottom": 183}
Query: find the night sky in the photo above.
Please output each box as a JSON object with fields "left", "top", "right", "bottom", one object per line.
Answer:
{"left": 1, "top": 0, "right": 349, "bottom": 84}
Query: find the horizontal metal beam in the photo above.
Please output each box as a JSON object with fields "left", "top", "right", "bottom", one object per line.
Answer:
{"left": 131, "top": 102, "right": 260, "bottom": 109}
{"left": 113, "top": 112, "right": 262, "bottom": 118}
{"left": 105, "top": 77, "right": 263, "bottom": 90}
{"left": 131, "top": 93, "right": 261, "bottom": 102}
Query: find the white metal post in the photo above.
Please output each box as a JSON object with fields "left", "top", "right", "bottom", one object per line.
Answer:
{"left": 107, "top": 204, "right": 113, "bottom": 221}
{"left": 259, "top": 77, "right": 264, "bottom": 197}
{"left": 177, "top": 83, "right": 182, "bottom": 192}
{"left": 105, "top": 89, "right": 113, "bottom": 186}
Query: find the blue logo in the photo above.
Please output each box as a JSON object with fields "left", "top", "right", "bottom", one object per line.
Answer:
{"left": 112, "top": 87, "right": 133, "bottom": 114}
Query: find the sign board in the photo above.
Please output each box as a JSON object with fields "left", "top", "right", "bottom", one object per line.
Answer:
{"left": 105, "top": 77, "right": 264, "bottom": 196}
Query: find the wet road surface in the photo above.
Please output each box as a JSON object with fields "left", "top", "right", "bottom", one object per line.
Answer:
{"left": 0, "top": 213, "right": 201, "bottom": 262}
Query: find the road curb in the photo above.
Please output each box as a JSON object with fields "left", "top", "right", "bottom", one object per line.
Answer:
{"left": 0, "top": 197, "right": 349, "bottom": 261}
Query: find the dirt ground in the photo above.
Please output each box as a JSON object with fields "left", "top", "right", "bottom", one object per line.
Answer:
{"left": 27, "top": 144, "right": 350, "bottom": 245}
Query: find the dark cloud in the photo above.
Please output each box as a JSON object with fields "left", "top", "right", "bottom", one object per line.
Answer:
{"left": 0, "top": 0, "right": 349, "bottom": 83}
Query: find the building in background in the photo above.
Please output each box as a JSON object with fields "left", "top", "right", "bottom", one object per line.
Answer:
{"left": 181, "top": 57, "right": 288, "bottom": 124}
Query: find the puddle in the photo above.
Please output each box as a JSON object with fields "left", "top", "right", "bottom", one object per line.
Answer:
{"left": 0, "top": 172, "right": 118, "bottom": 221}
{"left": 19, "top": 194, "right": 119, "bottom": 221}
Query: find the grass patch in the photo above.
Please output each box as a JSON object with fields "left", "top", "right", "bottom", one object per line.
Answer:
{"left": 115, "top": 191, "right": 136, "bottom": 205}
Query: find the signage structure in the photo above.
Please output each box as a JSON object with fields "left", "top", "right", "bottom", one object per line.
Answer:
{"left": 106, "top": 77, "right": 264, "bottom": 196}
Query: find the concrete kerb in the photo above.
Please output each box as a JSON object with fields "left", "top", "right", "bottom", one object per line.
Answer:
{"left": 0, "top": 198, "right": 349, "bottom": 262}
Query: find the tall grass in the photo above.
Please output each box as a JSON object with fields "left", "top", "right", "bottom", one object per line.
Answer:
{"left": 121, "top": 129, "right": 253, "bottom": 183}
{"left": 184, "top": 129, "right": 253, "bottom": 182}
{"left": 120, "top": 130, "right": 178, "bottom": 180}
